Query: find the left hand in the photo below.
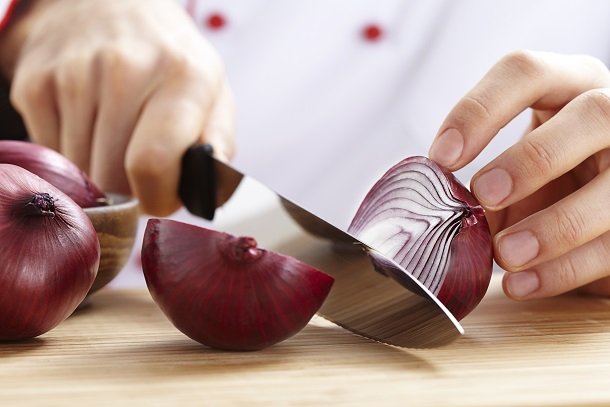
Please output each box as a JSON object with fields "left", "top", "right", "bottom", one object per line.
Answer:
{"left": 0, "top": 0, "right": 235, "bottom": 216}
{"left": 429, "top": 50, "right": 610, "bottom": 300}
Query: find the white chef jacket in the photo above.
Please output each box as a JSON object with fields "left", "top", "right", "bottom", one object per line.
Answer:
{"left": 3, "top": 1, "right": 610, "bottom": 286}
{"left": 177, "top": 0, "right": 610, "bottom": 227}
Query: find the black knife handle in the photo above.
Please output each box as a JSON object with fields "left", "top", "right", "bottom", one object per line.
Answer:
{"left": 179, "top": 144, "right": 217, "bottom": 220}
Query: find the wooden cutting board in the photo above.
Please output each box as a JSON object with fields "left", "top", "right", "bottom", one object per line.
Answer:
{"left": 1, "top": 273, "right": 609, "bottom": 406}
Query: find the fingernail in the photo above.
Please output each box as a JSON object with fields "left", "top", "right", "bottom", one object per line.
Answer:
{"left": 473, "top": 168, "right": 513, "bottom": 207}
{"left": 429, "top": 128, "right": 464, "bottom": 167}
{"left": 498, "top": 230, "right": 539, "bottom": 267}
{"left": 506, "top": 271, "right": 539, "bottom": 298}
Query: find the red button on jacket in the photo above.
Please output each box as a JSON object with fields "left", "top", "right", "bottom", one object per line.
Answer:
{"left": 362, "top": 24, "right": 383, "bottom": 41}
{"left": 206, "top": 12, "right": 227, "bottom": 30}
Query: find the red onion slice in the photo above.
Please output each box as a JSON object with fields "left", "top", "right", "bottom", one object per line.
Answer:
{"left": 348, "top": 156, "right": 492, "bottom": 320}
{"left": 141, "top": 218, "right": 334, "bottom": 351}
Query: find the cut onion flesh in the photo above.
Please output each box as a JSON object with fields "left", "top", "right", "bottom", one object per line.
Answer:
{"left": 348, "top": 156, "right": 493, "bottom": 320}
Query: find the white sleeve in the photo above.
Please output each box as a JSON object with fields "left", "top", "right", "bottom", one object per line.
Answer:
{"left": 0, "top": 0, "right": 19, "bottom": 32}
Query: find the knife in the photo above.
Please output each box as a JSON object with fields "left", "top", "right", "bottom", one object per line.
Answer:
{"left": 179, "top": 145, "right": 463, "bottom": 348}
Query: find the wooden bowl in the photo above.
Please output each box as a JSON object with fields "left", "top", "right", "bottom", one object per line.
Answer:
{"left": 84, "top": 193, "right": 139, "bottom": 295}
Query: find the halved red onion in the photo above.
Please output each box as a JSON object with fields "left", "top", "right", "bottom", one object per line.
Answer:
{"left": 141, "top": 218, "right": 334, "bottom": 351}
{"left": 0, "top": 164, "right": 100, "bottom": 340}
{"left": 0, "top": 140, "right": 107, "bottom": 207}
{"left": 348, "top": 156, "right": 492, "bottom": 320}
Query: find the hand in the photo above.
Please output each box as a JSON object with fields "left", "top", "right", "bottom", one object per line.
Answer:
{"left": 0, "top": 0, "right": 234, "bottom": 215}
{"left": 429, "top": 51, "right": 610, "bottom": 300}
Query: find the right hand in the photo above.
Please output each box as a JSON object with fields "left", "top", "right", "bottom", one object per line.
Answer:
{"left": 429, "top": 50, "right": 610, "bottom": 300}
{"left": 0, "top": 0, "right": 235, "bottom": 215}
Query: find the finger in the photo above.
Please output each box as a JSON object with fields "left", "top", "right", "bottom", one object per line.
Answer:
{"left": 56, "top": 59, "right": 96, "bottom": 172}
{"left": 494, "top": 168, "right": 610, "bottom": 272}
{"left": 89, "top": 56, "right": 151, "bottom": 195}
{"left": 429, "top": 51, "right": 610, "bottom": 170}
{"left": 471, "top": 87, "right": 610, "bottom": 210}
{"left": 125, "top": 82, "right": 215, "bottom": 215}
{"left": 502, "top": 231, "right": 610, "bottom": 299}
{"left": 201, "top": 79, "right": 238, "bottom": 206}
{"left": 89, "top": 101, "right": 139, "bottom": 196}
{"left": 10, "top": 69, "right": 60, "bottom": 149}
{"left": 201, "top": 79, "right": 235, "bottom": 161}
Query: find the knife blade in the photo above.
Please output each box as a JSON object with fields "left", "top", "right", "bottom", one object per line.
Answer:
{"left": 179, "top": 144, "right": 463, "bottom": 348}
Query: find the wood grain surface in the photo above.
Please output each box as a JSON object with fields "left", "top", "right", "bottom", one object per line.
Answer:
{"left": 1, "top": 274, "right": 609, "bottom": 407}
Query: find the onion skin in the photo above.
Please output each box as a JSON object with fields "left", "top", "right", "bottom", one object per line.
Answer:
{"left": 349, "top": 156, "right": 492, "bottom": 320}
{"left": 142, "top": 218, "right": 334, "bottom": 351}
{"left": 0, "top": 140, "right": 106, "bottom": 208}
{"left": 0, "top": 164, "right": 100, "bottom": 340}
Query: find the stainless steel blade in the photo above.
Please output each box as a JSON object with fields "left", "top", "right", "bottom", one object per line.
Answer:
{"left": 180, "top": 146, "right": 463, "bottom": 348}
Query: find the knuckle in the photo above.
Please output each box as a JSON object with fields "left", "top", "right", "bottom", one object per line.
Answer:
{"left": 9, "top": 80, "right": 27, "bottom": 109}
{"left": 580, "top": 89, "right": 610, "bottom": 121}
{"left": 56, "top": 62, "right": 87, "bottom": 99}
{"left": 519, "top": 137, "right": 559, "bottom": 176}
{"left": 554, "top": 255, "right": 580, "bottom": 291}
{"left": 456, "top": 93, "right": 493, "bottom": 123}
{"left": 599, "top": 233, "right": 610, "bottom": 260}
{"left": 162, "top": 50, "right": 200, "bottom": 79}
{"left": 10, "top": 71, "right": 50, "bottom": 110}
{"left": 99, "top": 45, "right": 130, "bottom": 71}
{"left": 162, "top": 46, "right": 224, "bottom": 88}
{"left": 552, "top": 205, "right": 587, "bottom": 245}
{"left": 126, "top": 144, "right": 173, "bottom": 184}
{"left": 99, "top": 45, "right": 146, "bottom": 83}
{"left": 499, "top": 50, "right": 546, "bottom": 80}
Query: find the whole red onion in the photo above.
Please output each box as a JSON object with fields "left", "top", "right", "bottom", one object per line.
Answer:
{"left": 0, "top": 140, "right": 107, "bottom": 208}
{"left": 0, "top": 164, "right": 100, "bottom": 340}
{"left": 348, "top": 156, "right": 492, "bottom": 320}
{"left": 142, "top": 218, "right": 334, "bottom": 351}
